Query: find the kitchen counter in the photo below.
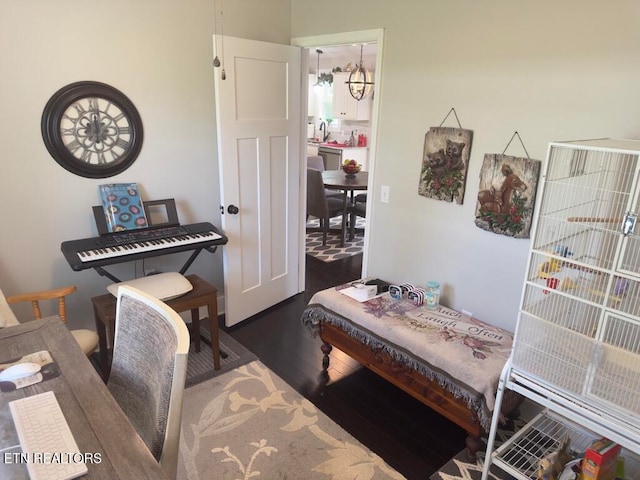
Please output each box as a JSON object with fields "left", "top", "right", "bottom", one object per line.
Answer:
{"left": 307, "top": 141, "right": 368, "bottom": 157}
{"left": 317, "top": 144, "right": 369, "bottom": 170}
{"left": 318, "top": 143, "right": 368, "bottom": 149}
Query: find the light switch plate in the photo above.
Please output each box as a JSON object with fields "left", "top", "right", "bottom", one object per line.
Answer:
{"left": 381, "top": 185, "right": 390, "bottom": 203}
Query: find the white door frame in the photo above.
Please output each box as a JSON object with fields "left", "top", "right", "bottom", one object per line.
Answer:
{"left": 291, "top": 28, "right": 384, "bottom": 291}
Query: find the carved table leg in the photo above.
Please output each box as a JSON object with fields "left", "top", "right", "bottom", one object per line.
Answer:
{"left": 315, "top": 341, "right": 333, "bottom": 396}
{"left": 321, "top": 341, "right": 332, "bottom": 370}
{"left": 465, "top": 434, "right": 484, "bottom": 463}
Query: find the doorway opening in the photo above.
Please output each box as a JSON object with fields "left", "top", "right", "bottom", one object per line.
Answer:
{"left": 293, "top": 29, "right": 383, "bottom": 286}
{"left": 304, "top": 43, "right": 376, "bottom": 263}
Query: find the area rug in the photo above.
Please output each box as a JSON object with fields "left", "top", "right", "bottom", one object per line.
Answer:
{"left": 178, "top": 360, "right": 404, "bottom": 480}
{"left": 186, "top": 327, "right": 257, "bottom": 387}
{"left": 306, "top": 216, "right": 365, "bottom": 262}
{"left": 430, "top": 404, "right": 537, "bottom": 480}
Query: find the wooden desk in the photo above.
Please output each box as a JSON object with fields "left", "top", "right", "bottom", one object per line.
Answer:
{"left": 92, "top": 274, "right": 220, "bottom": 380}
{"left": 322, "top": 170, "right": 368, "bottom": 246}
{"left": 0, "top": 317, "right": 168, "bottom": 479}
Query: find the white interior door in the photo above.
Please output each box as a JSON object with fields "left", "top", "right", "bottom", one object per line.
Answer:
{"left": 213, "top": 35, "right": 302, "bottom": 326}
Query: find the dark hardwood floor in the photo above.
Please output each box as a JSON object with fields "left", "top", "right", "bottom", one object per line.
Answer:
{"left": 222, "top": 254, "right": 467, "bottom": 480}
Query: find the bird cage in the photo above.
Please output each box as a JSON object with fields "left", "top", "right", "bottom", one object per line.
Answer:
{"left": 511, "top": 138, "right": 640, "bottom": 426}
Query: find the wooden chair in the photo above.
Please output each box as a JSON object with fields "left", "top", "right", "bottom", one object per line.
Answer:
{"left": 0, "top": 288, "right": 20, "bottom": 328}
{"left": 107, "top": 285, "right": 189, "bottom": 480}
{"left": 307, "top": 167, "right": 344, "bottom": 245}
{"left": 2, "top": 285, "right": 99, "bottom": 356}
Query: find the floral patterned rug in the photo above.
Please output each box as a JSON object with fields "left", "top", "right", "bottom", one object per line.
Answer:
{"left": 178, "top": 360, "right": 404, "bottom": 480}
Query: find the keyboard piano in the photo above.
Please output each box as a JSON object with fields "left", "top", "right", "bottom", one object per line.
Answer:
{"left": 61, "top": 222, "right": 228, "bottom": 272}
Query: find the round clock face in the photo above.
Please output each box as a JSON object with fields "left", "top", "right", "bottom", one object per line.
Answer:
{"left": 41, "top": 81, "right": 143, "bottom": 178}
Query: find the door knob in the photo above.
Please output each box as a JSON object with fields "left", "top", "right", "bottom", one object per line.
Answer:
{"left": 227, "top": 204, "right": 239, "bottom": 214}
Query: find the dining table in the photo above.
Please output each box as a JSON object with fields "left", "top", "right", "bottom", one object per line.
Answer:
{"left": 0, "top": 316, "right": 168, "bottom": 479}
{"left": 321, "top": 170, "right": 368, "bottom": 247}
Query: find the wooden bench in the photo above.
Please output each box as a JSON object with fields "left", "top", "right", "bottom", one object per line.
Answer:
{"left": 302, "top": 282, "right": 522, "bottom": 461}
{"left": 91, "top": 274, "right": 220, "bottom": 380}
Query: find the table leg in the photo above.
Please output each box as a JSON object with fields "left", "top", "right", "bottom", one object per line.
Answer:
{"left": 340, "top": 191, "right": 348, "bottom": 247}
{"left": 191, "top": 308, "right": 201, "bottom": 352}
{"left": 93, "top": 303, "right": 109, "bottom": 381}
{"left": 207, "top": 298, "right": 221, "bottom": 370}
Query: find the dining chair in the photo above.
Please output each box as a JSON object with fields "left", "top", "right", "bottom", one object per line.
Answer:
{"left": 307, "top": 155, "right": 342, "bottom": 199}
{"left": 107, "top": 285, "right": 189, "bottom": 480}
{"left": 307, "top": 167, "right": 345, "bottom": 245}
{"left": 355, "top": 193, "right": 367, "bottom": 203}
{"left": 1, "top": 285, "right": 99, "bottom": 356}
{"left": 349, "top": 196, "right": 367, "bottom": 240}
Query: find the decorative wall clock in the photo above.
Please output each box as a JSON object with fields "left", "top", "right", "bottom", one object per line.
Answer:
{"left": 41, "top": 81, "right": 143, "bottom": 178}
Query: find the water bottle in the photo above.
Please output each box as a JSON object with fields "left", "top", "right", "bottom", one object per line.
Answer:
{"left": 425, "top": 281, "right": 440, "bottom": 310}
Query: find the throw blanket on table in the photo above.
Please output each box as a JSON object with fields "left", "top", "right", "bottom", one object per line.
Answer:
{"left": 302, "top": 282, "right": 513, "bottom": 431}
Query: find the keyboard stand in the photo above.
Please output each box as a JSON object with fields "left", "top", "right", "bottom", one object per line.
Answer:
{"left": 93, "top": 266, "right": 123, "bottom": 283}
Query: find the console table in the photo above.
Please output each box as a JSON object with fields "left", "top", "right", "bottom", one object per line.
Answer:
{"left": 302, "top": 280, "right": 522, "bottom": 461}
{"left": 92, "top": 274, "right": 220, "bottom": 380}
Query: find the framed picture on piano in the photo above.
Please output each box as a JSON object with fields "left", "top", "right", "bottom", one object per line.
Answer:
{"left": 93, "top": 198, "right": 179, "bottom": 236}
{"left": 142, "top": 199, "right": 180, "bottom": 228}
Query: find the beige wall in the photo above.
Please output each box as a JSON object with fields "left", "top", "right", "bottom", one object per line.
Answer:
{"left": 292, "top": 0, "right": 640, "bottom": 330}
{"left": 2, "top": 0, "right": 640, "bottom": 333}
{"left": 0, "top": 0, "right": 290, "bottom": 326}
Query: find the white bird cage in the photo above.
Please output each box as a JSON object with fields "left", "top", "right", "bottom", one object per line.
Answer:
{"left": 513, "top": 139, "right": 640, "bottom": 424}
{"left": 482, "top": 139, "right": 640, "bottom": 480}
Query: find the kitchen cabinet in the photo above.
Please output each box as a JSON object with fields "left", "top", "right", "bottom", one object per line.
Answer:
{"left": 331, "top": 72, "right": 371, "bottom": 121}
{"left": 481, "top": 139, "right": 640, "bottom": 480}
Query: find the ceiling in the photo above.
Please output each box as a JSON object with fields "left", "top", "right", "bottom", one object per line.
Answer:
{"left": 307, "top": 43, "right": 377, "bottom": 74}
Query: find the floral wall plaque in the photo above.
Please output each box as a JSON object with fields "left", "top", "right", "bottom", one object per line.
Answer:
{"left": 418, "top": 127, "right": 473, "bottom": 204}
{"left": 474, "top": 154, "right": 541, "bottom": 238}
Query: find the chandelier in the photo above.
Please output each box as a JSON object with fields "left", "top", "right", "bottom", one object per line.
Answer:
{"left": 346, "top": 44, "right": 374, "bottom": 101}
{"left": 313, "top": 49, "right": 323, "bottom": 87}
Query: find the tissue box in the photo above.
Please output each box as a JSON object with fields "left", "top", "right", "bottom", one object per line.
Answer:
{"left": 339, "top": 284, "right": 377, "bottom": 302}
{"left": 581, "top": 438, "right": 621, "bottom": 480}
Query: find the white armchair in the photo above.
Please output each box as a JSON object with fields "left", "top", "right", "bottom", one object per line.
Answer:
{"left": 0, "top": 285, "right": 98, "bottom": 356}
{"left": 0, "top": 288, "right": 20, "bottom": 328}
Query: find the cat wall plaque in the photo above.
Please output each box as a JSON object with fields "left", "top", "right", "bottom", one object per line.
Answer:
{"left": 418, "top": 126, "right": 473, "bottom": 204}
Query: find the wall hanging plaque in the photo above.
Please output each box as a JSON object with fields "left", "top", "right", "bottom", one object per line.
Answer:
{"left": 474, "top": 146, "right": 541, "bottom": 238}
{"left": 418, "top": 109, "right": 473, "bottom": 204}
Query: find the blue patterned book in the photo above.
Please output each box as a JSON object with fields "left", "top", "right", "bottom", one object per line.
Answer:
{"left": 98, "top": 183, "right": 148, "bottom": 233}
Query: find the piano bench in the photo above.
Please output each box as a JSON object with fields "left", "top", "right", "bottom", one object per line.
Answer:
{"left": 91, "top": 274, "right": 220, "bottom": 381}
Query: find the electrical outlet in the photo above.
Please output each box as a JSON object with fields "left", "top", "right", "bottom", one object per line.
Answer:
{"left": 380, "top": 185, "right": 390, "bottom": 203}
